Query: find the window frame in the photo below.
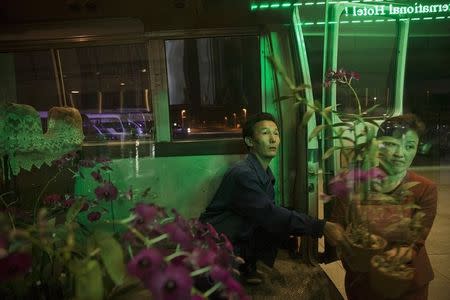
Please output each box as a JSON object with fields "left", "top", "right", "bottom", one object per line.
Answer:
{"left": 0, "top": 26, "right": 261, "bottom": 158}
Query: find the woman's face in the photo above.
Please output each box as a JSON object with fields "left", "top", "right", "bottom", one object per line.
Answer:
{"left": 378, "top": 129, "right": 419, "bottom": 175}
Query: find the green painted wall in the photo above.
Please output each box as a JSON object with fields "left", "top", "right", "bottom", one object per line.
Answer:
{"left": 75, "top": 154, "right": 244, "bottom": 227}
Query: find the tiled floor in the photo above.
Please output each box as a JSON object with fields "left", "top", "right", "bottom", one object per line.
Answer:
{"left": 320, "top": 167, "right": 450, "bottom": 300}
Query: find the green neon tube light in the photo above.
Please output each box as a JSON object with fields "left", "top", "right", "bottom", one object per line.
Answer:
{"left": 294, "top": 15, "right": 450, "bottom": 26}
{"left": 250, "top": 0, "right": 385, "bottom": 11}
{"left": 250, "top": 1, "right": 450, "bottom": 23}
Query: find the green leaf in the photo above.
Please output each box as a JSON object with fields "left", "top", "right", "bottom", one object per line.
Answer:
{"left": 293, "top": 84, "right": 311, "bottom": 92}
{"left": 323, "top": 146, "right": 340, "bottom": 160}
{"left": 75, "top": 259, "right": 103, "bottom": 300}
{"left": 363, "top": 118, "right": 381, "bottom": 129}
{"left": 363, "top": 104, "right": 381, "bottom": 115}
{"left": 331, "top": 136, "right": 355, "bottom": 145}
{"left": 94, "top": 232, "right": 126, "bottom": 285}
{"left": 331, "top": 122, "right": 353, "bottom": 128}
{"left": 301, "top": 109, "right": 315, "bottom": 127}
{"left": 65, "top": 198, "right": 85, "bottom": 225}
{"left": 313, "top": 100, "right": 322, "bottom": 110}
{"left": 276, "top": 95, "right": 294, "bottom": 102}
{"left": 308, "top": 124, "right": 326, "bottom": 141}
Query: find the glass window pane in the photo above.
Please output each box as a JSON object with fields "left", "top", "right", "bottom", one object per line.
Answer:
{"left": 0, "top": 50, "right": 59, "bottom": 109}
{"left": 0, "top": 51, "right": 59, "bottom": 132}
{"left": 404, "top": 36, "right": 450, "bottom": 166}
{"left": 58, "top": 44, "right": 154, "bottom": 143}
{"left": 336, "top": 15, "right": 397, "bottom": 117}
{"left": 165, "top": 36, "right": 260, "bottom": 140}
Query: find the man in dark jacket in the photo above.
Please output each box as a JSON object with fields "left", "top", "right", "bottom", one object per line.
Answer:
{"left": 199, "top": 112, "right": 345, "bottom": 283}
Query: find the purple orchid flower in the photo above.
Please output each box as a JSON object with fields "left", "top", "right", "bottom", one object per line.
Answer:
{"left": 87, "top": 211, "right": 101, "bottom": 222}
{"left": 146, "top": 263, "right": 193, "bottom": 300}
{"left": 91, "top": 171, "right": 103, "bottom": 183}
{"left": 43, "top": 194, "right": 62, "bottom": 206}
{"left": 162, "top": 223, "right": 194, "bottom": 251}
{"left": 94, "top": 182, "right": 118, "bottom": 201}
{"left": 127, "top": 248, "right": 165, "bottom": 280}
{"left": 329, "top": 167, "right": 386, "bottom": 200}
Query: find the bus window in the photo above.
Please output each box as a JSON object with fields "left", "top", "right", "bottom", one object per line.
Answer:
{"left": 58, "top": 44, "right": 153, "bottom": 143}
{"left": 0, "top": 50, "right": 59, "bottom": 113}
{"left": 336, "top": 14, "right": 398, "bottom": 117}
{"left": 165, "top": 36, "right": 261, "bottom": 140}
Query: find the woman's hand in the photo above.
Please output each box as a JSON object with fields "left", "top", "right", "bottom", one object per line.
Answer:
{"left": 384, "top": 246, "right": 415, "bottom": 263}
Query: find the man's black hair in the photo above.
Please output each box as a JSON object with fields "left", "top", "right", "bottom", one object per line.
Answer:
{"left": 242, "top": 112, "right": 278, "bottom": 140}
{"left": 377, "top": 114, "right": 426, "bottom": 138}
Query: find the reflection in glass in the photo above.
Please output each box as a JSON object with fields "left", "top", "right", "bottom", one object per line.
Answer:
{"left": 337, "top": 14, "right": 397, "bottom": 117}
{"left": 58, "top": 44, "right": 154, "bottom": 143}
{"left": 165, "top": 36, "right": 261, "bottom": 140}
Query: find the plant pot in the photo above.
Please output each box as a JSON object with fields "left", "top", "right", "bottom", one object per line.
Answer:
{"left": 369, "top": 255, "right": 414, "bottom": 299}
{"left": 342, "top": 232, "right": 387, "bottom": 272}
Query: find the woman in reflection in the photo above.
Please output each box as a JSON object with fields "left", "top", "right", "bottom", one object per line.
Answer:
{"left": 329, "top": 114, "right": 437, "bottom": 300}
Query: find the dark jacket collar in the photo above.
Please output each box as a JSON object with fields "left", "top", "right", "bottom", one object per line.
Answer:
{"left": 246, "top": 153, "right": 276, "bottom": 185}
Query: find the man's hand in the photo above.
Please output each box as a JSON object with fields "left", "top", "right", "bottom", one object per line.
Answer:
{"left": 323, "top": 221, "right": 345, "bottom": 247}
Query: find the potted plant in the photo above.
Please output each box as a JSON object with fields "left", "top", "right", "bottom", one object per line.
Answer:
{"left": 369, "top": 210, "right": 425, "bottom": 298}
{"left": 1, "top": 105, "right": 249, "bottom": 299}
{"left": 269, "top": 58, "right": 388, "bottom": 272}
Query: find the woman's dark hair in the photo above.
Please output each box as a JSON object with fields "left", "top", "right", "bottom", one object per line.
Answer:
{"left": 377, "top": 114, "right": 426, "bottom": 138}
{"left": 242, "top": 112, "right": 278, "bottom": 140}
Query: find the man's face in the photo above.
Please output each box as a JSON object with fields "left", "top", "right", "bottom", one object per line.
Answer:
{"left": 378, "top": 129, "right": 419, "bottom": 175}
{"left": 247, "top": 120, "right": 280, "bottom": 159}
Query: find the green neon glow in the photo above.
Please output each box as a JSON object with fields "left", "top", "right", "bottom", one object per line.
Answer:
{"left": 294, "top": 15, "right": 447, "bottom": 26}
{"left": 250, "top": 0, "right": 386, "bottom": 10}
{"left": 250, "top": 1, "right": 449, "bottom": 24}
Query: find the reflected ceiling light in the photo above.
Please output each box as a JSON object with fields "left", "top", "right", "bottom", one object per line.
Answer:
{"left": 120, "top": 82, "right": 125, "bottom": 86}
{"left": 71, "top": 90, "right": 80, "bottom": 94}
{"left": 141, "top": 69, "right": 147, "bottom": 73}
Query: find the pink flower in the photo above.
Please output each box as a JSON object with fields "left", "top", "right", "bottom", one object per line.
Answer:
{"left": 95, "top": 156, "right": 111, "bottom": 163}
{"left": 188, "top": 248, "right": 216, "bottom": 268}
{"left": 350, "top": 71, "right": 360, "bottom": 80}
{"left": 146, "top": 264, "right": 193, "bottom": 300}
{"left": 162, "top": 223, "right": 193, "bottom": 251}
{"left": 62, "top": 197, "right": 75, "bottom": 208}
{"left": 135, "top": 203, "right": 161, "bottom": 223}
{"left": 329, "top": 168, "right": 386, "bottom": 200}
{"left": 78, "top": 160, "right": 96, "bottom": 168}
{"left": 206, "top": 223, "right": 219, "bottom": 240}
{"left": 87, "top": 211, "right": 101, "bottom": 222}
{"left": 220, "top": 233, "right": 233, "bottom": 252}
{"left": 210, "top": 265, "right": 231, "bottom": 282}
{"left": 223, "top": 277, "right": 249, "bottom": 300}
{"left": 127, "top": 248, "right": 165, "bottom": 280}
{"left": 91, "top": 171, "right": 103, "bottom": 182}
{"left": 95, "top": 182, "right": 118, "bottom": 201}
{"left": 43, "top": 194, "right": 62, "bottom": 205}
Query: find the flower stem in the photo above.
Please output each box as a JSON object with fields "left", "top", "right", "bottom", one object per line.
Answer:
{"left": 164, "top": 251, "right": 189, "bottom": 262}
{"left": 347, "top": 82, "right": 361, "bottom": 115}
{"left": 145, "top": 233, "right": 168, "bottom": 247}
{"left": 190, "top": 266, "right": 211, "bottom": 277}
{"left": 203, "top": 282, "right": 223, "bottom": 298}
{"left": 0, "top": 192, "right": 15, "bottom": 230}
